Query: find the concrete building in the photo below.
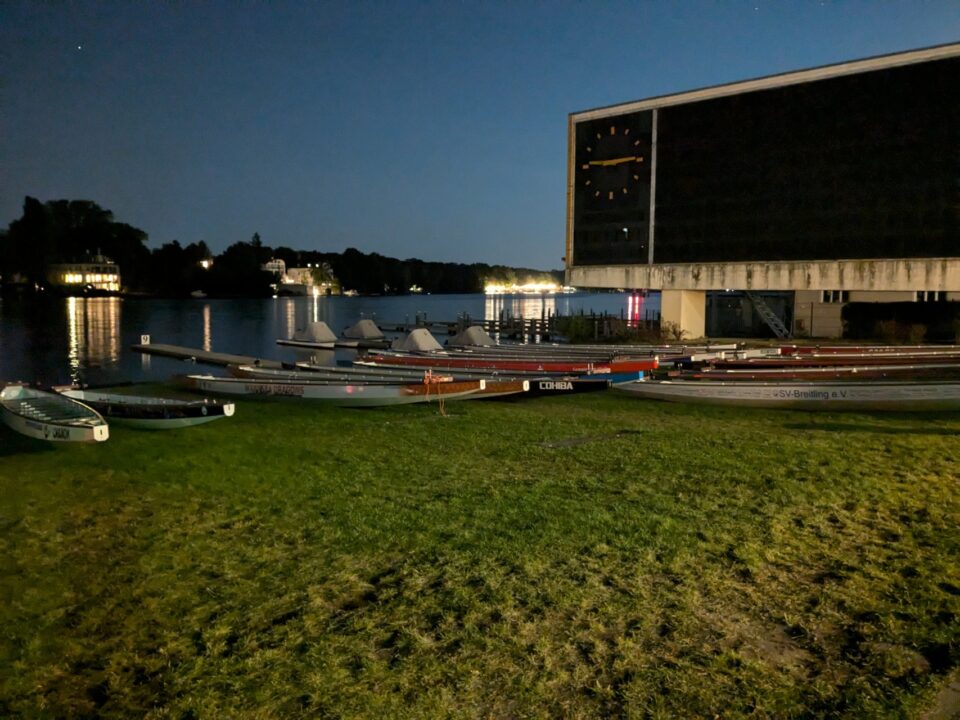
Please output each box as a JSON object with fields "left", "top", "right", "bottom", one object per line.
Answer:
{"left": 565, "top": 43, "right": 960, "bottom": 338}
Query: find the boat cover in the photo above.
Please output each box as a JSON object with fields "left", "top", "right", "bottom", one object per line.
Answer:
{"left": 293, "top": 321, "right": 337, "bottom": 344}
{"left": 344, "top": 319, "right": 385, "bottom": 340}
{"left": 392, "top": 328, "right": 443, "bottom": 352}
{"left": 449, "top": 325, "right": 496, "bottom": 347}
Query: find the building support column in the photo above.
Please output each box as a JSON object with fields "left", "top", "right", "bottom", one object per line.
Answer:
{"left": 661, "top": 289, "right": 706, "bottom": 339}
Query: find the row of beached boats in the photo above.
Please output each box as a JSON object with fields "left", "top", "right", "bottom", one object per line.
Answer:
{"left": 164, "top": 322, "right": 960, "bottom": 412}
{"left": 174, "top": 323, "right": 659, "bottom": 405}
{"left": 253, "top": 321, "right": 960, "bottom": 411}
{"left": 8, "top": 323, "right": 960, "bottom": 444}
{"left": 623, "top": 343, "right": 960, "bottom": 411}
{"left": 276, "top": 322, "right": 960, "bottom": 412}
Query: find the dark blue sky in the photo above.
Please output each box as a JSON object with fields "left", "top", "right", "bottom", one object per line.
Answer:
{"left": 1, "top": 2, "right": 957, "bottom": 269}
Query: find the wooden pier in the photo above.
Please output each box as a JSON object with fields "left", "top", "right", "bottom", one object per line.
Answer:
{"left": 131, "top": 343, "right": 286, "bottom": 369}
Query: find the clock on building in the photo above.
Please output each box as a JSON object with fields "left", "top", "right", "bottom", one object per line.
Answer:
{"left": 576, "top": 118, "right": 651, "bottom": 209}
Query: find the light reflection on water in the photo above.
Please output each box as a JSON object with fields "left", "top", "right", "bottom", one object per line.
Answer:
{"left": 284, "top": 297, "right": 296, "bottom": 340}
{"left": 483, "top": 293, "right": 557, "bottom": 322}
{"left": 202, "top": 304, "right": 212, "bottom": 352}
{"left": 0, "top": 291, "right": 659, "bottom": 385}
{"left": 66, "top": 297, "right": 122, "bottom": 383}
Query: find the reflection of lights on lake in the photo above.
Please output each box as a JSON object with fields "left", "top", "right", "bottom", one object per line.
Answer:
{"left": 66, "top": 297, "right": 121, "bottom": 382}
{"left": 286, "top": 298, "right": 296, "bottom": 339}
{"left": 67, "top": 297, "right": 80, "bottom": 383}
{"left": 484, "top": 293, "right": 556, "bottom": 322}
{"left": 202, "top": 304, "right": 212, "bottom": 352}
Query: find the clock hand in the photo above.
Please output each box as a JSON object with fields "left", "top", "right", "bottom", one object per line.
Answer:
{"left": 587, "top": 156, "right": 643, "bottom": 167}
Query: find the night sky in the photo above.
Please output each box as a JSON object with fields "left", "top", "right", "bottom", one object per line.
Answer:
{"left": 1, "top": 1, "right": 957, "bottom": 269}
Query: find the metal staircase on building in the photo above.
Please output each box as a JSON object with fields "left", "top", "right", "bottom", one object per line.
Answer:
{"left": 745, "top": 291, "right": 792, "bottom": 339}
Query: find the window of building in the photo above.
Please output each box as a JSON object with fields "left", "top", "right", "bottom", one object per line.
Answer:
{"left": 821, "top": 290, "right": 848, "bottom": 303}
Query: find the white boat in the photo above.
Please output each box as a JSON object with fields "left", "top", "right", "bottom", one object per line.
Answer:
{"left": 1, "top": 384, "right": 109, "bottom": 442}
{"left": 231, "top": 364, "right": 451, "bottom": 385}
{"left": 57, "top": 388, "right": 234, "bottom": 429}
{"left": 180, "top": 374, "right": 484, "bottom": 407}
{"left": 618, "top": 378, "right": 960, "bottom": 411}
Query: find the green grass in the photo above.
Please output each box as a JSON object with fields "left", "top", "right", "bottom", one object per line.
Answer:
{"left": 1, "top": 389, "right": 958, "bottom": 718}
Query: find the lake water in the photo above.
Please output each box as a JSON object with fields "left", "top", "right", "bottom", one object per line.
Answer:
{"left": 0, "top": 291, "right": 660, "bottom": 386}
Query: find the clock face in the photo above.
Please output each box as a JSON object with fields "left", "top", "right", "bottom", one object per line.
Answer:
{"left": 576, "top": 118, "right": 651, "bottom": 209}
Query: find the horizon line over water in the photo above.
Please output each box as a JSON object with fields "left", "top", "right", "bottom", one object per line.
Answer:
{"left": 0, "top": 291, "right": 660, "bottom": 386}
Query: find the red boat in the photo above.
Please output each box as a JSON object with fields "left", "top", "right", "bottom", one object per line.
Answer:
{"left": 360, "top": 352, "right": 658, "bottom": 375}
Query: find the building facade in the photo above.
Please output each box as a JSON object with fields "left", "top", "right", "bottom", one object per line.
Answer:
{"left": 566, "top": 43, "right": 960, "bottom": 337}
{"left": 47, "top": 256, "right": 121, "bottom": 294}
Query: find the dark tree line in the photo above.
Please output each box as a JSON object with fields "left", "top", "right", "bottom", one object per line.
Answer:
{"left": 269, "top": 247, "right": 561, "bottom": 295}
{"left": 1, "top": 197, "right": 560, "bottom": 297}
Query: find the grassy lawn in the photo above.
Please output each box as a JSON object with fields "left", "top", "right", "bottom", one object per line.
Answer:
{"left": 1, "top": 389, "right": 958, "bottom": 718}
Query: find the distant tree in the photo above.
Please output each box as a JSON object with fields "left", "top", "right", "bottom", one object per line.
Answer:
{"left": 205, "top": 239, "right": 274, "bottom": 297}
{"left": 1, "top": 197, "right": 51, "bottom": 286}
{"left": 272, "top": 245, "right": 300, "bottom": 268}
{"left": 149, "top": 241, "right": 187, "bottom": 295}
{"left": 184, "top": 240, "right": 212, "bottom": 267}
{"left": 141, "top": 240, "right": 208, "bottom": 296}
{"left": 2, "top": 199, "right": 559, "bottom": 297}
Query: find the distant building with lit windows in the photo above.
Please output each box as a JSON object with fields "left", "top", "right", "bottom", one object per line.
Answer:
{"left": 47, "top": 256, "right": 121, "bottom": 294}
{"left": 290, "top": 264, "right": 342, "bottom": 294}
{"left": 262, "top": 258, "right": 287, "bottom": 277}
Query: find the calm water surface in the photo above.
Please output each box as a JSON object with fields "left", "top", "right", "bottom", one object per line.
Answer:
{"left": 0, "top": 292, "right": 660, "bottom": 386}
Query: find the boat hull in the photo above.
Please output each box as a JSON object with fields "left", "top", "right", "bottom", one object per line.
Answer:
{"left": 1, "top": 386, "right": 109, "bottom": 442}
{"left": 526, "top": 378, "right": 612, "bottom": 397}
{"left": 181, "top": 375, "right": 483, "bottom": 407}
{"left": 458, "top": 380, "right": 529, "bottom": 400}
{"left": 618, "top": 379, "right": 960, "bottom": 411}
{"left": 362, "top": 353, "right": 658, "bottom": 374}
{"left": 59, "top": 390, "right": 235, "bottom": 429}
